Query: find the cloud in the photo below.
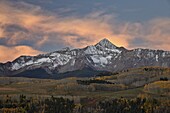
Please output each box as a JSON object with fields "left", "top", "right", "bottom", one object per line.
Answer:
{"left": 42, "top": 12, "right": 130, "bottom": 47}
{"left": 126, "top": 18, "right": 170, "bottom": 50}
{"left": 0, "top": 0, "right": 170, "bottom": 63}
{"left": 0, "top": 45, "right": 42, "bottom": 63}
{"left": 0, "top": 0, "right": 130, "bottom": 49}
{"left": 36, "top": 35, "right": 49, "bottom": 47}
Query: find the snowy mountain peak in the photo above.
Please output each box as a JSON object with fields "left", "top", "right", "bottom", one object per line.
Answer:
{"left": 1, "top": 37, "right": 170, "bottom": 79}
{"left": 95, "top": 38, "right": 117, "bottom": 49}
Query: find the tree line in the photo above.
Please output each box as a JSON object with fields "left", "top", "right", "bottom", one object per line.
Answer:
{"left": 0, "top": 95, "right": 169, "bottom": 113}
{"left": 77, "top": 79, "right": 114, "bottom": 85}
{"left": 0, "top": 95, "right": 75, "bottom": 113}
{"left": 79, "top": 97, "right": 170, "bottom": 113}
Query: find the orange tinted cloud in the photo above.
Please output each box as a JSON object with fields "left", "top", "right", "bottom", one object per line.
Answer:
{"left": 145, "top": 18, "right": 170, "bottom": 50}
{"left": 0, "top": 0, "right": 170, "bottom": 63}
{"left": 43, "top": 15, "right": 130, "bottom": 47}
{"left": 123, "top": 18, "right": 170, "bottom": 50}
{"left": 0, "top": 28, "right": 5, "bottom": 37}
{"left": 0, "top": 1, "right": 130, "bottom": 48}
{"left": 0, "top": 45, "right": 42, "bottom": 63}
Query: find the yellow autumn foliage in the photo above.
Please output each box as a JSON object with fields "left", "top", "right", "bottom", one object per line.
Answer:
{"left": 144, "top": 81, "right": 170, "bottom": 95}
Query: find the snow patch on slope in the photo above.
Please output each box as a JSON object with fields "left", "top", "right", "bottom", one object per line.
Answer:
{"left": 11, "top": 53, "right": 73, "bottom": 70}
{"left": 35, "top": 58, "right": 51, "bottom": 64}
{"left": 90, "top": 55, "right": 113, "bottom": 67}
{"left": 156, "top": 55, "right": 159, "bottom": 62}
{"left": 84, "top": 46, "right": 98, "bottom": 54}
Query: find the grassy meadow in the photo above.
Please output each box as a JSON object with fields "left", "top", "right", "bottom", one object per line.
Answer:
{"left": 0, "top": 67, "right": 170, "bottom": 112}
{"left": 0, "top": 67, "right": 169, "bottom": 99}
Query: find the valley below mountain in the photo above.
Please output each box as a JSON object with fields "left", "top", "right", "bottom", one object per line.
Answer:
{"left": 0, "top": 39, "right": 170, "bottom": 113}
{"left": 0, "top": 67, "right": 169, "bottom": 97}
{"left": 0, "top": 66, "right": 170, "bottom": 112}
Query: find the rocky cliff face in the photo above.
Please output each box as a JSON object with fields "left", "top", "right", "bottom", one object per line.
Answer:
{"left": 0, "top": 38, "right": 170, "bottom": 78}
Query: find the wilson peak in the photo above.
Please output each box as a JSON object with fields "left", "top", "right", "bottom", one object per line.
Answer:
{"left": 95, "top": 38, "right": 117, "bottom": 49}
{"left": 0, "top": 38, "right": 170, "bottom": 79}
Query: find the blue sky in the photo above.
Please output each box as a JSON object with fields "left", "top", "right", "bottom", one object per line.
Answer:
{"left": 0, "top": 0, "right": 170, "bottom": 62}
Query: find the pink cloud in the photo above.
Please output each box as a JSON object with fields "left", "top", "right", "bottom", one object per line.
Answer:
{"left": 0, "top": 45, "right": 42, "bottom": 63}
{"left": 0, "top": 0, "right": 170, "bottom": 62}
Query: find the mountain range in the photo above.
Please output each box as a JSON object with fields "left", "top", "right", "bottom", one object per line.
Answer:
{"left": 0, "top": 38, "right": 170, "bottom": 79}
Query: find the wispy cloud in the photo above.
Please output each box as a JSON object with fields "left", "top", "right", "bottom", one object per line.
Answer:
{"left": 0, "top": 0, "right": 170, "bottom": 62}
{"left": 126, "top": 18, "right": 170, "bottom": 50}
{"left": 0, "top": 1, "right": 130, "bottom": 48}
{"left": 0, "top": 45, "right": 42, "bottom": 63}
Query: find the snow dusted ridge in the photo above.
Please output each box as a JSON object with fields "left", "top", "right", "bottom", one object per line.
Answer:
{"left": 11, "top": 39, "right": 122, "bottom": 71}
{"left": 0, "top": 38, "right": 170, "bottom": 78}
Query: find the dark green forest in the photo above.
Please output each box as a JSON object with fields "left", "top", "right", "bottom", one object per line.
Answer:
{"left": 0, "top": 95, "right": 75, "bottom": 113}
{"left": 0, "top": 95, "right": 169, "bottom": 113}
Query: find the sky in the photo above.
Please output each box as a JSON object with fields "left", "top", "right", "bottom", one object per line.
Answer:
{"left": 0, "top": 0, "right": 170, "bottom": 62}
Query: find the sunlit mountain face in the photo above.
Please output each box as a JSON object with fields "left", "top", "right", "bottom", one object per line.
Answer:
{"left": 0, "top": 0, "right": 170, "bottom": 63}
{"left": 0, "top": 38, "right": 170, "bottom": 79}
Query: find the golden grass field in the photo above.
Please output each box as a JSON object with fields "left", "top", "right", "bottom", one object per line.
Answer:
{"left": 0, "top": 67, "right": 170, "bottom": 101}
